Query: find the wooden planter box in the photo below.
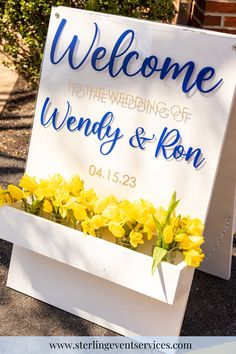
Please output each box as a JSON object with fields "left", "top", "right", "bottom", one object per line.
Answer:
{"left": 0, "top": 205, "right": 194, "bottom": 336}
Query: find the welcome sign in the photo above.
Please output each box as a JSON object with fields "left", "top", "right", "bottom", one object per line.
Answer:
{"left": 2, "top": 6, "right": 236, "bottom": 337}
{"left": 26, "top": 7, "right": 236, "bottom": 224}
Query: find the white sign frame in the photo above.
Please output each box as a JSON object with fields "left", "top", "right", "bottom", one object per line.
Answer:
{"left": 0, "top": 7, "right": 236, "bottom": 337}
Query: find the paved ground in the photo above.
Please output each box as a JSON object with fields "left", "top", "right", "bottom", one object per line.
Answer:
{"left": 0, "top": 54, "right": 18, "bottom": 114}
{"left": 0, "top": 63, "right": 235, "bottom": 337}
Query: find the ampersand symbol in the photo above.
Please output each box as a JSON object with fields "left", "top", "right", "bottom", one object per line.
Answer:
{"left": 129, "top": 127, "right": 155, "bottom": 150}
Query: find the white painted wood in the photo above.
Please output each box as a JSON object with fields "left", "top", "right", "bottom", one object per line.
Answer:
{"left": 1, "top": 7, "right": 235, "bottom": 338}
{"left": 200, "top": 96, "right": 236, "bottom": 279}
{"left": 26, "top": 7, "right": 236, "bottom": 222}
{"left": 0, "top": 206, "right": 194, "bottom": 305}
{"left": 22, "top": 6, "right": 236, "bottom": 279}
{"left": 7, "top": 245, "right": 194, "bottom": 336}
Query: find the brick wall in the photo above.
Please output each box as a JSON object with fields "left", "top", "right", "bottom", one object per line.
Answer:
{"left": 191, "top": 0, "right": 236, "bottom": 34}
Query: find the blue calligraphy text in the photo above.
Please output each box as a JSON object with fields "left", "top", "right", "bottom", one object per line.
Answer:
{"left": 40, "top": 97, "right": 123, "bottom": 155}
{"left": 129, "top": 127, "right": 155, "bottom": 150}
{"left": 154, "top": 127, "right": 205, "bottom": 168}
{"left": 50, "top": 18, "right": 223, "bottom": 94}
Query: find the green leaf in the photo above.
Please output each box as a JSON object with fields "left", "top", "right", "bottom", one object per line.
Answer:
{"left": 153, "top": 215, "right": 163, "bottom": 234}
{"left": 168, "top": 200, "right": 180, "bottom": 217}
{"left": 168, "top": 191, "right": 176, "bottom": 209}
{"left": 152, "top": 215, "right": 163, "bottom": 247}
{"left": 166, "top": 191, "right": 180, "bottom": 224}
{"left": 151, "top": 247, "right": 167, "bottom": 275}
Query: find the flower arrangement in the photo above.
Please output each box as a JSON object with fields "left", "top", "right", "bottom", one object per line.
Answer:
{"left": 0, "top": 174, "right": 205, "bottom": 272}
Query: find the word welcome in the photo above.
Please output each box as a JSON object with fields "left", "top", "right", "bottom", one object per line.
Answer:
{"left": 40, "top": 97, "right": 205, "bottom": 168}
{"left": 50, "top": 18, "right": 223, "bottom": 94}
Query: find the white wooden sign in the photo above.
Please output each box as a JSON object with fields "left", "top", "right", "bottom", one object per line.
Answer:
{"left": 1, "top": 6, "right": 236, "bottom": 338}
{"left": 24, "top": 6, "right": 236, "bottom": 279}
{"left": 26, "top": 7, "right": 236, "bottom": 223}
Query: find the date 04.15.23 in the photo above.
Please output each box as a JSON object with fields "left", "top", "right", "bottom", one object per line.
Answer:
{"left": 88, "top": 164, "right": 136, "bottom": 188}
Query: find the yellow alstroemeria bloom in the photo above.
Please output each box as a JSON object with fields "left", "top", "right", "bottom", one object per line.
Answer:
{"left": 81, "top": 218, "right": 96, "bottom": 237}
{"left": 129, "top": 230, "right": 144, "bottom": 248}
{"left": 108, "top": 222, "right": 125, "bottom": 238}
{"left": 43, "top": 200, "right": 53, "bottom": 213}
{"left": 7, "top": 185, "right": 24, "bottom": 201}
{"left": 69, "top": 175, "right": 84, "bottom": 196}
{"left": 72, "top": 203, "right": 87, "bottom": 222}
{"left": 93, "top": 195, "right": 117, "bottom": 214}
{"left": 19, "top": 175, "right": 38, "bottom": 193}
{"left": 163, "top": 225, "right": 174, "bottom": 244}
{"left": 183, "top": 249, "right": 205, "bottom": 268}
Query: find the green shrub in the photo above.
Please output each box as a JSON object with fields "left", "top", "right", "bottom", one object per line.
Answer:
{"left": 85, "top": 0, "right": 176, "bottom": 21}
{"left": 0, "top": 0, "right": 176, "bottom": 86}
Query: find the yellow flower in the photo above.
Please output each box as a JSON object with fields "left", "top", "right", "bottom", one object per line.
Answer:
{"left": 71, "top": 203, "right": 88, "bottom": 221}
{"left": 129, "top": 230, "right": 144, "bottom": 248}
{"left": 119, "top": 200, "right": 137, "bottom": 220}
{"left": 43, "top": 200, "right": 53, "bottom": 213}
{"left": 102, "top": 203, "right": 127, "bottom": 223}
{"left": 174, "top": 233, "right": 184, "bottom": 242}
{"left": 171, "top": 215, "right": 181, "bottom": 230}
{"left": 108, "top": 222, "right": 125, "bottom": 238}
{"left": 90, "top": 215, "right": 108, "bottom": 229}
{"left": 181, "top": 216, "right": 204, "bottom": 236}
{"left": 93, "top": 195, "right": 117, "bottom": 214}
{"left": 139, "top": 199, "right": 156, "bottom": 214}
{"left": 0, "top": 186, "right": 7, "bottom": 206}
{"left": 188, "top": 235, "right": 204, "bottom": 248}
{"left": 155, "top": 206, "right": 167, "bottom": 224}
{"left": 7, "top": 185, "right": 23, "bottom": 201}
{"left": 19, "top": 175, "right": 38, "bottom": 193}
{"left": 4, "top": 193, "right": 12, "bottom": 204}
{"left": 34, "top": 180, "right": 53, "bottom": 200}
{"left": 175, "top": 233, "right": 192, "bottom": 249}
{"left": 72, "top": 203, "right": 87, "bottom": 221}
{"left": 50, "top": 173, "right": 66, "bottom": 187}
{"left": 183, "top": 249, "right": 205, "bottom": 268}
{"left": 163, "top": 225, "right": 173, "bottom": 244}
{"left": 175, "top": 234, "right": 204, "bottom": 250}
{"left": 69, "top": 175, "right": 83, "bottom": 196}
{"left": 136, "top": 209, "right": 153, "bottom": 228}
{"left": 143, "top": 226, "right": 153, "bottom": 241}
{"left": 187, "top": 218, "right": 204, "bottom": 236}
{"left": 81, "top": 218, "right": 96, "bottom": 237}
{"left": 53, "top": 194, "right": 74, "bottom": 218}
{"left": 77, "top": 189, "right": 97, "bottom": 211}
